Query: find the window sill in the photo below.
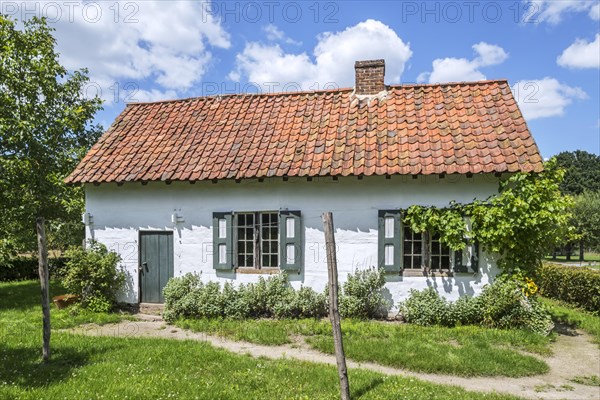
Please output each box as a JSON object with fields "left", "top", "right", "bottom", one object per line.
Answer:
{"left": 236, "top": 267, "right": 280, "bottom": 275}
{"left": 402, "top": 269, "right": 454, "bottom": 277}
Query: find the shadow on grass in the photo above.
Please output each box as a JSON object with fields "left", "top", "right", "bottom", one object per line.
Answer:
{"left": 0, "top": 344, "right": 90, "bottom": 388}
{"left": 353, "top": 376, "right": 386, "bottom": 398}
{"left": 553, "top": 321, "right": 583, "bottom": 337}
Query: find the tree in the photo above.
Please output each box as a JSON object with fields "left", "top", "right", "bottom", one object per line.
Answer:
{"left": 571, "top": 191, "right": 600, "bottom": 257}
{"left": 0, "top": 16, "right": 102, "bottom": 361}
{"left": 555, "top": 150, "right": 600, "bottom": 195}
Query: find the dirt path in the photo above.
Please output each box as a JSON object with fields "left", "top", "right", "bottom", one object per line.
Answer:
{"left": 65, "top": 316, "right": 600, "bottom": 400}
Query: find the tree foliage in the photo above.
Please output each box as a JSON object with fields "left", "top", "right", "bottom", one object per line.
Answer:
{"left": 571, "top": 191, "right": 600, "bottom": 252}
{"left": 555, "top": 150, "right": 600, "bottom": 195}
{"left": 0, "top": 16, "right": 102, "bottom": 260}
{"left": 403, "top": 159, "right": 574, "bottom": 275}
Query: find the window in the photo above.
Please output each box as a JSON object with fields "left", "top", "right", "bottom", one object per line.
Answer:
{"left": 379, "top": 210, "right": 456, "bottom": 273}
{"left": 236, "top": 212, "right": 279, "bottom": 269}
{"left": 213, "top": 210, "right": 302, "bottom": 272}
{"left": 403, "top": 227, "right": 451, "bottom": 270}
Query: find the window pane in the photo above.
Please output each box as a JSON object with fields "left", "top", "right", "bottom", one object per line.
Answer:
{"left": 413, "top": 241, "right": 422, "bottom": 254}
{"left": 384, "top": 217, "right": 394, "bottom": 238}
{"left": 414, "top": 255, "right": 422, "bottom": 267}
{"left": 441, "top": 256, "right": 450, "bottom": 269}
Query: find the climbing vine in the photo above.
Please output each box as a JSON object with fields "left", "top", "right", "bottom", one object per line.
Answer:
{"left": 403, "top": 203, "right": 467, "bottom": 251}
{"left": 402, "top": 159, "right": 575, "bottom": 275}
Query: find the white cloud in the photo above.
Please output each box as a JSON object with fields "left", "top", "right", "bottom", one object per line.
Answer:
{"left": 525, "top": 0, "right": 598, "bottom": 24}
{"left": 512, "top": 78, "right": 587, "bottom": 120}
{"left": 418, "top": 42, "right": 508, "bottom": 84}
{"left": 263, "top": 24, "right": 301, "bottom": 45}
{"left": 229, "top": 19, "right": 412, "bottom": 91}
{"left": 472, "top": 42, "right": 509, "bottom": 66}
{"left": 557, "top": 34, "right": 600, "bottom": 69}
{"left": 590, "top": 3, "right": 600, "bottom": 20}
{"left": 34, "top": 1, "right": 230, "bottom": 102}
{"left": 133, "top": 89, "right": 179, "bottom": 103}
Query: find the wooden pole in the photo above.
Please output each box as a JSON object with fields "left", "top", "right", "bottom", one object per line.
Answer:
{"left": 322, "top": 212, "right": 350, "bottom": 400}
{"left": 36, "top": 217, "right": 51, "bottom": 362}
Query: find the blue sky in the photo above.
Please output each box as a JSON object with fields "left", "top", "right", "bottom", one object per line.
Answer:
{"left": 4, "top": 1, "right": 598, "bottom": 157}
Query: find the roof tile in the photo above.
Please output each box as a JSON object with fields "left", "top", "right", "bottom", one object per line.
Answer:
{"left": 66, "top": 80, "right": 543, "bottom": 184}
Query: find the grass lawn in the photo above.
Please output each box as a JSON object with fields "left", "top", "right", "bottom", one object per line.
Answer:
{"left": 0, "top": 280, "right": 521, "bottom": 399}
{"left": 177, "top": 318, "right": 552, "bottom": 378}
{"left": 541, "top": 297, "right": 600, "bottom": 345}
{"left": 544, "top": 252, "right": 600, "bottom": 263}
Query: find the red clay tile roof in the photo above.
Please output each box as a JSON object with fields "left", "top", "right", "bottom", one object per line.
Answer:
{"left": 65, "top": 79, "right": 543, "bottom": 184}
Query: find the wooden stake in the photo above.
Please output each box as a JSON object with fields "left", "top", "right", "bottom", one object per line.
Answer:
{"left": 322, "top": 212, "right": 350, "bottom": 400}
{"left": 36, "top": 217, "right": 51, "bottom": 362}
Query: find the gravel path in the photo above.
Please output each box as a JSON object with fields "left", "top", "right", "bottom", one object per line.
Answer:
{"left": 66, "top": 315, "right": 600, "bottom": 400}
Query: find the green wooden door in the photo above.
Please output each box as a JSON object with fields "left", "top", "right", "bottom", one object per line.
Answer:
{"left": 140, "top": 231, "right": 174, "bottom": 303}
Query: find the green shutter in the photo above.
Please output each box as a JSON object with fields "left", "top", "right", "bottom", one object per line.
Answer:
{"left": 470, "top": 242, "right": 480, "bottom": 273}
{"left": 454, "top": 241, "right": 480, "bottom": 273}
{"left": 279, "top": 210, "right": 302, "bottom": 273}
{"left": 213, "top": 212, "right": 233, "bottom": 270}
{"left": 453, "top": 248, "right": 468, "bottom": 273}
{"left": 378, "top": 210, "right": 402, "bottom": 273}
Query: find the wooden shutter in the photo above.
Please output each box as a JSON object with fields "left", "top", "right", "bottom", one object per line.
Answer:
{"left": 378, "top": 210, "right": 402, "bottom": 273}
{"left": 470, "top": 242, "right": 480, "bottom": 272}
{"left": 213, "top": 212, "right": 233, "bottom": 270}
{"left": 279, "top": 210, "right": 302, "bottom": 273}
{"left": 454, "top": 241, "right": 480, "bottom": 273}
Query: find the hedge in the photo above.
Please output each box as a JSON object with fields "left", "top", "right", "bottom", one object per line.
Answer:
{"left": 536, "top": 263, "right": 600, "bottom": 313}
{"left": 0, "top": 257, "right": 66, "bottom": 282}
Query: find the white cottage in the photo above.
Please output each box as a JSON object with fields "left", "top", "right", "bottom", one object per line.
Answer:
{"left": 66, "top": 60, "right": 543, "bottom": 306}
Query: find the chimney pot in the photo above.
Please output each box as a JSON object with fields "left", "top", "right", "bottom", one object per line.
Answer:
{"left": 355, "top": 59, "right": 385, "bottom": 95}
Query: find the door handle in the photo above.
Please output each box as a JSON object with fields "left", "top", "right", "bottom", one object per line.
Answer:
{"left": 139, "top": 262, "right": 147, "bottom": 273}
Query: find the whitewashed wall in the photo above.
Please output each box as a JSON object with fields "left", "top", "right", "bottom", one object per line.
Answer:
{"left": 85, "top": 174, "right": 501, "bottom": 307}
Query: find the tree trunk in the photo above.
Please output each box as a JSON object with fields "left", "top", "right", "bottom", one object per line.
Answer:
{"left": 36, "top": 217, "right": 51, "bottom": 362}
{"left": 565, "top": 243, "right": 572, "bottom": 261}
{"left": 322, "top": 212, "right": 350, "bottom": 400}
{"left": 579, "top": 241, "right": 585, "bottom": 262}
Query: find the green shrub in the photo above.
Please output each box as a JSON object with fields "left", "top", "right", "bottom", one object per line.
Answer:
{"left": 398, "top": 278, "right": 554, "bottom": 336}
{"left": 61, "top": 241, "right": 125, "bottom": 311}
{"left": 293, "top": 286, "right": 328, "bottom": 318}
{"left": 476, "top": 277, "right": 554, "bottom": 335}
{"left": 339, "top": 267, "right": 390, "bottom": 319}
{"left": 162, "top": 272, "right": 201, "bottom": 322}
{"left": 399, "top": 287, "right": 455, "bottom": 327}
{"left": 221, "top": 282, "right": 251, "bottom": 319}
{"left": 163, "top": 272, "right": 327, "bottom": 322}
{"left": 536, "top": 263, "right": 600, "bottom": 313}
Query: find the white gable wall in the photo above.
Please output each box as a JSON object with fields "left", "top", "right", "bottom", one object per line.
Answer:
{"left": 85, "top": 174, "right": 501, "bottom": 307}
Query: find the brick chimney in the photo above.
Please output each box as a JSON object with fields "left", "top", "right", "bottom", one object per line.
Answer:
{"left": 354, "top": 59, "right": 386, "bottom": 95}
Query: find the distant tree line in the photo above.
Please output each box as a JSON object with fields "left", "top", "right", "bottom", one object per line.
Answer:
{"left": 554, "top": 150, "right": 600, "bottom": 260}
